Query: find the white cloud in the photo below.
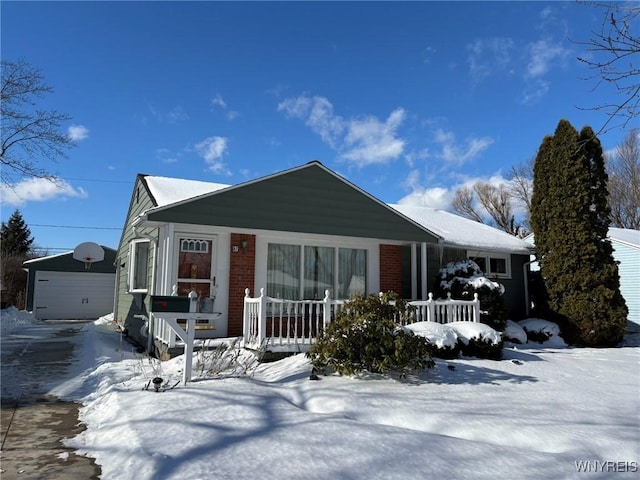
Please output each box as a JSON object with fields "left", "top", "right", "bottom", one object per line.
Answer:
{"left": 398, "top": 171, "right": 530, "bottom": 220}
{"left": 521, "top": 79, "right": 550, "bottom": 105}
{"left": 432, "top": 128, "right": 494, "bottom": 165}
{"left": 68, "top": 125, "right": 89, "bottom": 142}
{"left": 466, "top": 37, "right": 514, "bottom": 81}
{"left": 156, "top": 148, "right": 180, "bottom": 164}
{"left": 211, "top": 93, "right": 227, "bottom": 109}
{"left": 145, "top": 103, "right": 189, "bottom": 123}
{"left": 166, "top": 106, "right": 189, "bottom": 123}
{"left": 278, "top": 94, "right": 406, "bottom": 166}
{"left": 526, "top": 39, "right": 569, "bottom": 78}
{"left": 195, "top": 136, "right": 230, "bottom": 174}
{"left": 212, "top": 94, "right": 239, "bottom": 121}
{"left": 0, "top": 177, "right": 87, "bottom": 206}
{"left": 341, "top": 108, "right": 406, "bottom": 166}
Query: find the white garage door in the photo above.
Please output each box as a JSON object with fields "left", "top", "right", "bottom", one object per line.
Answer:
{"left": 33, "top": 271, "right": 115, "bottom": 320}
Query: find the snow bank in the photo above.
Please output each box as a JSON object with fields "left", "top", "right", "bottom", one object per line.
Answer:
{"left": 0, "top": 307, "right": 39, "bottom": 335}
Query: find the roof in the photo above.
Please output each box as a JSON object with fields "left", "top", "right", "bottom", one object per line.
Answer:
{"left": 389, "top": 204, "right": 534, "bottom": 254}
{"left": 134, "top": 163, "right": 533, "bottom": 253}
{"left": 608, "top": 228, "right": 640, "bottom": 249}
{"left": 144, "top": 176, "right": 230, "bottom": 207}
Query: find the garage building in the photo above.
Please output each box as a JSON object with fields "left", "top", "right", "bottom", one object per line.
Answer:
{"left": 23, "top": 247, "right": 117, "bottom": 320}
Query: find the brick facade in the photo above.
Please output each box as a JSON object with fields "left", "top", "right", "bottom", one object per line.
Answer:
{"left": 379, "top": 244, "right": 403, "bottom": 295}
{"left": 227, "top": 233, "right": 256, "bottom": 336}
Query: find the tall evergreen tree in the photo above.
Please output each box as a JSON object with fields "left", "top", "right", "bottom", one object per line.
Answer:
{"left": 530, "top": 119, "right": 627, "bottom": 346}
{"left": 0, "top": 209, "right": 34, "bottom": 256}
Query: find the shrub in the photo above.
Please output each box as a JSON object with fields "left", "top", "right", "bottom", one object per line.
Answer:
{"left": 435, "top": 259, "right": 508, "bottom": 331}
{"left": 458, "top": 336, "right": 503, "bottom": 360}
{"left": 307, "top": 292, "right": 435, "bottom": 377}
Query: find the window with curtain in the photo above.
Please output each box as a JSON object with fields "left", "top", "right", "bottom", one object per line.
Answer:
{"left": 338, "top": 248, "right": 367, "bottom": 298}
{"left": 267, "top": 243, "right": 300, "bottom": 299}
{"left": 267, "top": 243, "right": 367, "bottom": 300}
{"left": 304, "top": 246, "right": 334, "bottom": 299}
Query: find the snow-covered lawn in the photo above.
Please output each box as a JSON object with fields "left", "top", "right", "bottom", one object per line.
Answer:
{"left": 2, "top": 308, "right": 639, "bottom": 479}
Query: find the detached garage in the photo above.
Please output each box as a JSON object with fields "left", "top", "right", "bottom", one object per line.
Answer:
{"left": 23, "top": 246, "right": 117, "bottom": 320}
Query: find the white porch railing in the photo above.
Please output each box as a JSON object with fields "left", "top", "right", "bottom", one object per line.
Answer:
{"left": 243, "top": 289, "right": 480, "bottom": 351}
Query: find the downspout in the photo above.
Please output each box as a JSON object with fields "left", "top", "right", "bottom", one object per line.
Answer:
{"left": 523, "top": 260, "right": 532, "bottom": 317}
{"left": 411, "top": 243, "right": 417, "bottom": 300}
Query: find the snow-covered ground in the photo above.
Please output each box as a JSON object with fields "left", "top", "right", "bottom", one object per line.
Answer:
{"left": 1, "top": 308, "right": 639, "bottom": 479}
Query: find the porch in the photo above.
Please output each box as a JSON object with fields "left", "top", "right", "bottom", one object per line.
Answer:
{"left": 242, "top": 288, "right": 480, "bottom": 352}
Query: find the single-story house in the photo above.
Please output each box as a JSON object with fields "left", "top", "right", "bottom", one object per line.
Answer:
{"left": 114, "top": 161, "right": 534, "bottom": 357}
{"left": 23, "top": 247, "right": 117, "bottom": 320}
{"left": 609, "top": 228, "right": 640, "bottom": 329}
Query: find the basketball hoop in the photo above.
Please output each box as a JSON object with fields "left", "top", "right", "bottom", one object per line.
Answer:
{"left": 73, "top": 242, "right": 105, "bottom": 270}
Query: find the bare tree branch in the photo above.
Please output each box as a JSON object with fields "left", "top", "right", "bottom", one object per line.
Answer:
{"left": 0, "top": 59, "right": 73, "bottom": 185}
{"left": 575, "top": 1, "right": 640, "bottom": 134}
{"left": 608, "top": 128, "right": 640, "bottom": 229}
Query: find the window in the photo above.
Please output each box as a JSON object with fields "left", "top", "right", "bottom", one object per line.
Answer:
{"left": 267, "top": 243, "right": 367, "bottom": 300}
{"left": 468, "top": 251, "right": 510, "bottom": 278}
{"left": 128, "top": 239, "right": 150, "bottom": 292}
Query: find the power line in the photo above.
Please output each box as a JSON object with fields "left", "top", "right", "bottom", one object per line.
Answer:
{"left": 31, "top": 224, "right": 121, "bottom": 230}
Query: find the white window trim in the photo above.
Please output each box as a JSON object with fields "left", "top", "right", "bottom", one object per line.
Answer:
{"left": 467, "top": 250, "right": 511, "bottom": 279}
{"left": 128, "top": 238, "right": 150, "bottom": 293}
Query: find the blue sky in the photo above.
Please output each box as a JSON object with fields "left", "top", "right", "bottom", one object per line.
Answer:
{"left": 1, "top": 1, "right": 633, "bottom": 254}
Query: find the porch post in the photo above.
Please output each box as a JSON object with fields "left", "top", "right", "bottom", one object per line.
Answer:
{"left": 411, "top": 243, "right": 417, "bottom": 300}
{"left": 323, "top": 290, "right": 331, "bottom": 329}
{"left": 421, "top": 242, "right": 428, "bottom": 300}
{"left": 183, "top": 291, "right": 197, "bottom": 384}
{"left": 258, "top": 288, "right": 267, "bottom": 345}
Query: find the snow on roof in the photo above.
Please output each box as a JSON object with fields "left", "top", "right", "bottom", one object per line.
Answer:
{"left": 609, "top": 227, "right": 640, "bottom": 248}
{"left": 144, "top": 175, "right": 230, "bottom": 207}
{"left": 389, "top": 204, "right": 533, "bottom": 254}
{"left": 140, "top": 174, "right": 532, "bottom": 254}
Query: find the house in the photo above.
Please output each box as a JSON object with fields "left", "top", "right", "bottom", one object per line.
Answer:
{"left": 23, "top": 247, "right": 117, "bottom": 320}
{"left": 609, "top": 228, "right": 640, "bottom": 329}
{"left": 114, "top": 161, "right": 534, "bottom": 358}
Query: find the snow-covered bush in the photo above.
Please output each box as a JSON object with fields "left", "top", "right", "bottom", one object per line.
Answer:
{"left": 307, "top": 292, "right": 434, "bottom": 377}
{"left": 448, "top": 321, "right": 504, "bottom": 360}
{"left": 503, "top": 320, "right": 528, "bottom": 344}
{"left": 518, "top": 318, "right": 566, "bottom": 347}
{"left": 403, "top": 321, "right": 460, "bottom": 359}
{"left": 436, "top": 260, "right": 508, "bottom": 331}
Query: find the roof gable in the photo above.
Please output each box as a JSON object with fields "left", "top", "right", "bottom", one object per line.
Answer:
{"left": 143, "top": 162, "right": 439, "bottom": 242}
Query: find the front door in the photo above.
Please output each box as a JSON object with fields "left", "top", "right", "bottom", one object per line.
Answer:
{"left": 176, "top": 236, "right": 217, "bottom": 313}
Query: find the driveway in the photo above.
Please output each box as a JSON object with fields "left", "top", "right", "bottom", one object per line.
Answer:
{"left": 0, "top": 319, "right": 101, "bottom": 479}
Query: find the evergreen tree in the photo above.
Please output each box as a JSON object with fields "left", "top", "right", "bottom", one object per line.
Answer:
{"left": 1, "top": 209, "right": 34, "bottom": 256}
{"left": 530, "top": 119, "right": 627, "bottom": 346}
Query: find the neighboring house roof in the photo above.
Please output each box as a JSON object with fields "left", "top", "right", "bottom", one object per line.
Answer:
{"left": 134, "top": 162, "right": 532, "bottom": 253}
{"left": 390, "top": 204, "right": 533, "bottom": 255}
{"left": 608, "top": 227, "right": 640, "bottom": 249}
{"left": 22, "top": 247, "right": 117, "bottom": 274}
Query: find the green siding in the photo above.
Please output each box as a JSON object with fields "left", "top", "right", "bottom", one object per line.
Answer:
{"left": 115, "top": 176, "right": 157, "bottom": 344}
{"left": 146, "top": 163, "right": 438, "bottom": 243}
